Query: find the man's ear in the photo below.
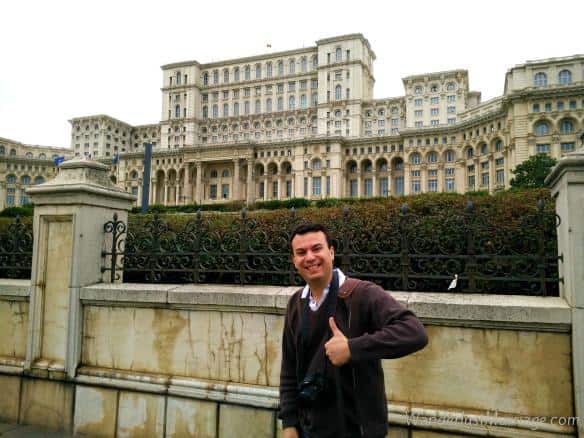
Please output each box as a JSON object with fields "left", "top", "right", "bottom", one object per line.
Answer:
{"left": 330, "top": 245, "right": 335, "bottom": 260}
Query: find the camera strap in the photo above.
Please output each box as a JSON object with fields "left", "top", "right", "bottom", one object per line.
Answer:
{"left": 298, "top": 270, "right": 347, "bottom": 436}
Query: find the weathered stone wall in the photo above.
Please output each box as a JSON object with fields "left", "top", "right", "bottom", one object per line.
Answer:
{"left": 0, "top": 281, "right": 576, "bottom": 437}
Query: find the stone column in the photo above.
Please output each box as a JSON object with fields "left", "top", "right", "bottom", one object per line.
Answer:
{"left": 437, "top": 165, "right": 444, "bottom": 193}
{"left": 163, "top": 183, "right": 168, "bottom": 205}
{"left": 195, "top": 162, "right": 203, "bottom": 204}
{"left": 371, "top": 170, "right": 377, "bottom": 197}
{"left": 233, "top": 159, "right": 240, "bottom": 201}
{"left": 175, "top": 184, "right": 179, "bottom": 205}
{"left": 0, "top": 183, "right": 5, "bottom": 210}
{"left": 546, "top": 147, "right": 584, "bottom": 438}
{"left": 25, "top": 158, "right": 135, "bottom": 380}
{"left": 263, "top": 176, "right": 268, "bottom": 201}
{"left": 183, "top": 166, "right": 192, "bottom": 204}
{"left": 246, "top": 160, "right": 254, "bottom": 205}
{"left": 488, "top": 154, "right": 495, "bottom": 193}
{"left": 420, "top": 166, "right": 426, "bottom": 194}
{"left": 151, "top": 180, "right": 157, "bottom": 204}
{"left": 403, "top": 165, "right": 411, "bottom": 196}
{"left": 137, "top": 182, "right": 142, "bottom": 207}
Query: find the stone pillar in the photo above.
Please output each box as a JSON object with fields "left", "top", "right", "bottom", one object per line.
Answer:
{"left": 137, "top": 182, "right": 142, "bottom": 207}
{"left": 151, "top": 180, "right": 157, "bottom": 204}
{"left": 246, "top": 160, "right": 254, "bottom": 205}
{"left": 488, "top": 155, "right": 495, "bottom": 193}
{"left": 195, "top": 162, "right": 203, "bottom": 204}
{"left": 0, "top": 183, "right": 5, "bottom": 210}
{"left": 371, "top": 170, "right": 377, "bottom": 197}
{"left": 403, "top": 165, "right": 411, "bottom": 196}
{"left": 420, "top": 166, "right": 426, "bottom": 194}
{"left": 546, "top": 147, "right": 584, "bottom": 438}
{"left": 25, "top": 158, "right": 135, "bottom": 380}
{"left": 163, "top": 183, "right": 168, "bottom": 205}
{"left": 175, "top": 184, "right": 179, "bottom": 205}
{"left": 233, "top": 159, "right": 240, "bottom": 201}
{"left": 183, "top": 166, "right": 192, "bottom": 204}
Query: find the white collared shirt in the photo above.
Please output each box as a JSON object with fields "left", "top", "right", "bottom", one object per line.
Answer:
{"left": 301, "top": 268, "right": 346, "bottom": 312}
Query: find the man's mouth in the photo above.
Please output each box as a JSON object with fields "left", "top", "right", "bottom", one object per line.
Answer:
{"left": 305, "top": 263, "right": 321, "bottom": 273}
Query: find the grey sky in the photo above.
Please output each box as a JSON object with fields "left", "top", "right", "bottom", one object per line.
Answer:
{"left": 1, "top": 0, "right": 582, "bottom": 148}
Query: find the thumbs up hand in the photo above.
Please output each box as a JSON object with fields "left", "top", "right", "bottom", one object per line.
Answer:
{"left": 325, "top": 317, "right": 351, "bottom": 366}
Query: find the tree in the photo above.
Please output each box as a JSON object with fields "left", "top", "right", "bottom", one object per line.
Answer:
{"left": 510, "top": 154, "right": 557, "bottom": 189}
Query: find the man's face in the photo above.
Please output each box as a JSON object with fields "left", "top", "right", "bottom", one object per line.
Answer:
{"left": 291, "top": 231, "right": 335, "bottom": 285}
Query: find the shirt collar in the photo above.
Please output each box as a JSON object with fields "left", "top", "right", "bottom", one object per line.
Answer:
{"left": 301, "top": 268, "right": 346, "bottom": 311}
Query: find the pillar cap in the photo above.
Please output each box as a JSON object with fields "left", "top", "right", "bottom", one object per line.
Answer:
{"left": 546, "top": 146, "right": 584, "bottom": 189}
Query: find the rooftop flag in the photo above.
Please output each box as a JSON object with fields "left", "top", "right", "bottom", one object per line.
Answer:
{"left": 53, "top": 156, "right": 65, "bottom": 166}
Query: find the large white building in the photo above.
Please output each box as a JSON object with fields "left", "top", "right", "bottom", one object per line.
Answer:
{"left": 2, "top": 34, "right": 583, "bottom": 209}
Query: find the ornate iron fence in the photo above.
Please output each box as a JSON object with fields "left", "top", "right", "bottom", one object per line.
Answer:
{"left": 0, "top": 216, "right": 33, "bottom": 279}
{"left": 101, "top": 200, "right": 562, "bottom": 296}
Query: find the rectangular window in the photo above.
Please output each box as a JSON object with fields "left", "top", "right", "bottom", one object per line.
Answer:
{"left": 448, "top": 118, "right": 456, "bottom": 125}
{"left": 445, "top": 168, "right": 455, "bottom": 176}
{"left": 536, "top": 143, "right": 550, "bottom": 153}
{"left": 415, "top": 121, "right": 423, "bottom": 128}
{"left": 221, "top": 184, "right": 229, "bottom": 199}
{"left": 430, "top": 108, "right": 439, "bottom": 116}
{"left": 445, "top": 178, "right": 455, "bottom": 192}
{"left": 350, "top": 179, "right": 358, "bottom": 197}
{"left": 311, "top": 177, "right": 321, "bottom": 196}
{"left": 286, "top": 180, "right": 292, "bottom": 197}
{"left": 495, "top": 158, "right": 504, "bottom": 167}
{"left": 481, "top": 161, "right": 489, "bottom": 170}
{"left": 272, "top": 181, "right": 278, "bottom": 198}
{"left": 481, "top": 173, "right": 489, "bottom": 187}
{"left": 303, "top": 177, "right": 308, "bottom": 196}
{"left": 496, "top": 169, "right": 505, "bottom": 185}
{"left": 447, "top": 95, "right": 456, "bottom": 102}
{"left": 288, "top": 82, "right": 296, "bottom": 92}
{"left": 569, "top": 100, "right": 576, "bottom": 109}
{"left": 557, "top": 101, "right": 564, "bottom": 111}
{"left": 468, "top": 175, "right": 475, "bottom": 189}
{"left": 430, "top": 97, "right": 439, "bottom": 104}
{"left": 544, "top": 103, "right": 552, "bottom": 112}
{"left": 414, "top": 110, "right": 423, "bottom": 117}
{"left": 431, "top": 120, "right": 439, "bottom": 126}
{"left": 411, "top": 180, "right": 421, "bottom": 193}
{"left": 532, "top": 103, "right": 540, "bottom": 112}
{"left": 380, "top": 177, "right": 388, "bottom": 196}
{"left": 428, "top": 179, "right": 438, "bottom": 192}
{"left": 326, "top": 176, "right": 331, "bottom": 196}
{"left": 210, "top": 184, "right": 217, "bottom": 199}
{"left": 364, "top": 178, "right": 373, "bottom": 196}
{"left": 561, "top": 142, "right": 575, "bottom": 152}
{"left": 447, "top": 106, "right": 456, "bottom": 113}
{"left": 414, "top": 98, "right": 423, "bottom": 106}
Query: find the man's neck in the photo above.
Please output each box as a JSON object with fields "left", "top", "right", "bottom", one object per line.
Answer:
{"left": 308, "top": 272, "right": 333, "bottom": 303}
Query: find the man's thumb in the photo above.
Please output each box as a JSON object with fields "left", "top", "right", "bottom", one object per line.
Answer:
{"left": 329, "top": 317, "right": 342, "bottom": 336}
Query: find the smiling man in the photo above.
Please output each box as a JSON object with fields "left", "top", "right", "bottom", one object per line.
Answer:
{"left": 279, "top": 223, "right": 428, "bottom": 438}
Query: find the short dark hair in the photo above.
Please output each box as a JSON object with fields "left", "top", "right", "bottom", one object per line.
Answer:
{"left": 289, "top": 223, "right": 333, "bottom": 250}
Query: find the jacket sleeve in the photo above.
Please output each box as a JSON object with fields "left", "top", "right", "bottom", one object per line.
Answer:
{"left": 347, "top": 283, "right": 428, "bottom": 361}
{"left": 278, "top": 298, "right": 299, "bottom": 428}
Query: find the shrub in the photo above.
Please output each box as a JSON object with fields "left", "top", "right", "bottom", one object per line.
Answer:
{"left": 0, "top": 205, "right": 34, "bottom": 217}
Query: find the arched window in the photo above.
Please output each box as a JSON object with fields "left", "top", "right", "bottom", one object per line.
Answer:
{"left": 243, "top": 66, "right": 250, "bottom": 80}
{"left": 427, "top": 151, "right": 438, "bottom": 163}
{"left": 445, "top": 150, "right": 455, "bottom": 162}
{"left": 335, "top": 47, "right": 342, "bottom": 62}
{"left": 10, "top": 149, "right": 16, "bottom": 156}
{"left": 0, "top": 146, "right": 4, "bottom": 156}
{"left": 210, "top": 170, "right": 218, "bottom": 178}
{"left": 34, "top": 176, "right": 45, "bottom": 185}
{"left": 25, "top": 152, "right": 33, "bottom": 159}
{"left": 379, "top": 161, "right": 388, "bottom": 172}
{"left": 39, "top": 153, "right": 46, "bottom": 159}
{"left": 212, "top": 105, "right": 218, "bottom": 118}
{"left": 255, "top": 100, "right": 261, "bottom": 114}
{"left": 495, "top": 140, "right": 503, "bottom": 151}
{"left": 175, "top": 104, "right": 181, "bottom": 118}
{"left": 335, "top": 85, "right": 342, "bottom": 100}
{"left": 535, "top": 121, "right": 550, "bottom": 136}
{"left": 21, "top": 175, "right": 31, "bottom": 185}
{"left": 255, "top": 64, "right": 261, "bottom": 79}
{"left": 203, "top": 72, "right": 209, "bottom": 85}
{"left": 131, "top": 171, "right": 138, "bottom": 180}
{"left": 288, "top": 96, "right": 295, "bottom": 110}
{"left": 244, "top": 101, "right": 250, "bottom": 114}
{"left": 414, "top": 86, "right": 423, "bottom": 95}
{"left": 234, "top": 67, "right": 240, "bottom": 81}
{"left": 301, "top": 57, "right": 307, "bottom": 72}
{"left": 558, "top": 70, "right": 572, "bottom": 85}
{"left": 266, "top": 98, "right": 272, "bottom": 112}
{"left": 213, "top": 70, "right": 219, "bottom": 84}
{"left": 560, "top": 119, "right": 573, "bottom": 134}
{"left": 349, "top": 163, "right": 357, "bottom": 173}
{"left": 254, "top": 122, "right": 261, "bottom": 129}
{"left": 312, "top": 159, "right": 321, "bottom": 170}
{"left": 446, "top": 82, "right": 456, "bottom": 91}
{"left": 266, "top": 63, "right": 272, "bottom": 77}
{"left": 176, "top": 72, "right": 181, "bottom": 85}
{"left": 410, "top": 153, "right": 421, "bottom": 165}
{"left": 6, "top": 175, "right": 16, "bottom": 184}
{"left": 233, "top": 102, "right": 239, "bottom": 116}
{"left": 480, "top": 144, "right": 488, "bottom": 155}
{"left": 277, "top": 97, "right": 284, "bottom": 111}
{"left": 534, "top": 72, "right": 547, "bottom": 87}
{"left": 312, "top": 55, "right": 318, "bottom": 69}
{"left": 466, "top": 148, "right": 474, "bottom": 159}
{"left": 223, "top": 69, "right": 229, "bottom": 83}
{"left": 364, "top": 162, "right": 372, "bottom": 172}
{"left": 289, "top": 59, "right": 295, "bottom": 74}
{"left": 277, "top": 61, "right": 284, "bottom": 75}
{"left": 222, "top": 169, "right": 230, "bottom": 177}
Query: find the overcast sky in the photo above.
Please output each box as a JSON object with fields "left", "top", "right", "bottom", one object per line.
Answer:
{"left": 1, "top": 0, "right": 582, "bottom": 148}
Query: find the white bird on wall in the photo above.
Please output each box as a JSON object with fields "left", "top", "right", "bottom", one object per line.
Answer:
{"left": 448, "top": 274, "right": 458, "bottom": 291}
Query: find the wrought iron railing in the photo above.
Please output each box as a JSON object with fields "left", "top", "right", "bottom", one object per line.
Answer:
{"left": 101, "top": 200, "right": 562, "bottom": 296}
{"left": 0, "top": 216, "right": 33, "bottom": 279}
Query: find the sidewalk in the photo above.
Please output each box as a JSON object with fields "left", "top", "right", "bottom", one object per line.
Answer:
{"left": 0, "top": 423, "right": 73, "bottom": 437}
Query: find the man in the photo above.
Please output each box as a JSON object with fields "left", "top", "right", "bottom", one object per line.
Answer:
{"left": 280, "top": 223, "right": 428, "bottom": 438}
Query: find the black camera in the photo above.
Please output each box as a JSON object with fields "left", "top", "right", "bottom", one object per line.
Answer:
{"left": 297, "top": 373, "right": 329, "bottom": 407}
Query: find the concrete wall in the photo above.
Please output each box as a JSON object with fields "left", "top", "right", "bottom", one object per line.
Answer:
{"left": 0, "top": 281, "right": 576, "bottom": 437}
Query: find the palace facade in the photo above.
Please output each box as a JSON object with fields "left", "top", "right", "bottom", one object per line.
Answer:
{"left": 2, "top": 34, "right": 583, "bottom": 208}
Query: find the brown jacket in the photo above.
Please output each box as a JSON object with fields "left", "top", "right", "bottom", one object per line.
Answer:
{"left": 279, "top": 277, "right": 428, "bottom": 437}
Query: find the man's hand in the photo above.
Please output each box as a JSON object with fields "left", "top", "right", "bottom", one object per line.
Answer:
{"left": 325, "top": 317, "right": 351, "bottom": 366}
{"left": 282, "top": 426, "right": 299, "bottom": 438}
